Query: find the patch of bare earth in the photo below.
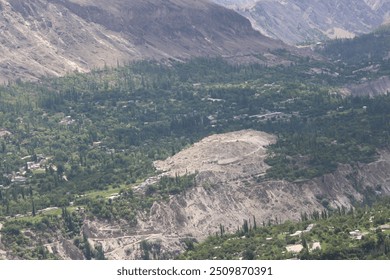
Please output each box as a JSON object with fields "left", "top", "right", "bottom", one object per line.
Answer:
{"left": 286, "top": 244, "right": 304, "bottom": 254}
{"left": 154, "top": 130, "right": 276, "bottom": 183}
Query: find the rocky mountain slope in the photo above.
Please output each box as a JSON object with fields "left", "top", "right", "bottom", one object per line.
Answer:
{"left": 345, "top": 76, "right": 390, "bottom": 97}
{"left": 213, "top": 0, "right": 390, "bottom": 44}
{"left": 31, "top": 130, "right": 390, "bottom": 260}
{"left": 0, "top": 0, "right": 290, "bottom": 82}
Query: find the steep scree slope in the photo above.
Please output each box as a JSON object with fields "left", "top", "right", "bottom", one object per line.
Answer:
{"left": 0, "top": 0, "right": 289, "bottom": 82}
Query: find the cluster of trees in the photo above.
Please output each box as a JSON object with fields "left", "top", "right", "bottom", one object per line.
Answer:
{"left": 77, "top": 174, "right": 195, "bottom": 223}
{"left": 321, "top": 25, "right": 390, "bottom": 68}
{"left": 0, "top": 215, "right": 65, "bottom": 259}
{"left": 180, "top": 198, "right": 390, "bottom": 260}
{"left": 264, "top": 94, "right": 390, "bottom": 180}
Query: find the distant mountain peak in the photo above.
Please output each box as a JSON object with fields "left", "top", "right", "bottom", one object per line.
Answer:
{"left": 213, "top": 0, "right": 390, "bottom": 44}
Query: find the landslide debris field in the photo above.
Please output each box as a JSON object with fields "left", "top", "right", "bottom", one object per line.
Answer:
{"left": 154, "top": 130, "right": 277, "bottom": 183}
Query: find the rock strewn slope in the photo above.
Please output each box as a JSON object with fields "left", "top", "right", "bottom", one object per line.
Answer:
{"left": 214, "top": 0, "right": 390, "bottom": 44}
{"left": 154, "top": 130, "right": 276, "bottom": 182}
{"left": 0, "top": 0, "right": 289, "bottom": 82}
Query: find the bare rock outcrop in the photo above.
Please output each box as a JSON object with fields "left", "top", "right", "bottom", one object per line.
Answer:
{"left": 214, "top": 0, "right": 390, "bottom": 44}
{"left": 345, "top": 76, "right": 390, "bottom": 97}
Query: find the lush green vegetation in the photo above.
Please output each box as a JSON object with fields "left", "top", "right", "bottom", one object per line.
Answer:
{"left": 265, "top": 94, "right": 390, "bottom": 180}
{"left": 0, "top": 208, "right": 82, "bottom": 259}
{"left": 179, "top": 198, "right": 390, "bottom": 260}
{"left": 0, "top": 29, "right": 390, "bottom": 259}
{"left": 0, "top": 57, "right": 338, "bottom": 219}
{"left": 320, "top": 25, "right": 390, "bottom": 74}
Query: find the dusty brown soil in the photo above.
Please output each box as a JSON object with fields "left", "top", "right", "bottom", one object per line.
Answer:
{"left": 154, "top": 130, "right": 277, "bottom": 183}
